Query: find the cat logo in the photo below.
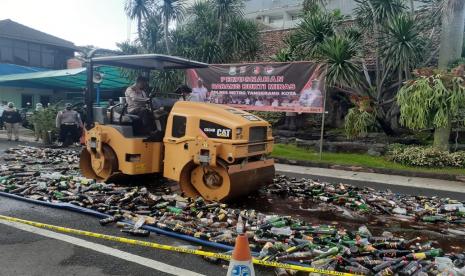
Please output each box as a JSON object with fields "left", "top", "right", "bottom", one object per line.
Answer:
{"left": 217, "top": 129, "right": 231, "bottom": 138}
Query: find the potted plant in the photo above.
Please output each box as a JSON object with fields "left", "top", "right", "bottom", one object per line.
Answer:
{"left": 31, "top": 106, "right": 58, "bottom": 145}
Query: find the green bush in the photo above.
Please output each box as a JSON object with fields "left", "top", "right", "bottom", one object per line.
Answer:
{"left": 31, "top": 107, "right": 59, "bottom": 143}
{"left": 344, "top": 108, "right": 376, "bottom": 138}
{"left": 450, "top": 151, "right": 465, "bottom": 167}
{"left": 386, "top": 144, "right": 465, "bottom": 168}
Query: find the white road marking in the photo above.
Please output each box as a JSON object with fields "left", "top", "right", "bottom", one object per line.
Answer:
{"left": 0, "top": 219, "right": 205, "bottom": 276}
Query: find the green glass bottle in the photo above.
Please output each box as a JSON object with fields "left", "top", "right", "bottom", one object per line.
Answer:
{"left": 167, "top": 206, "right": 183, "bottom": 214}
{"left": 53, "top": 191, "right": 64, "bottom": 200}
{"left": 422, "top": 215, "right": 446, "bottom": 222}
{"left": 270, "top": 220, "right": 287, "bottom": 228}
{"left": 314, "top": 246, "right": 339, "bottom": 260}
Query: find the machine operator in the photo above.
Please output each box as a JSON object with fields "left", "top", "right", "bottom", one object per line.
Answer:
{"left": 125, "top": 76, "right": 154, "bottom": 134}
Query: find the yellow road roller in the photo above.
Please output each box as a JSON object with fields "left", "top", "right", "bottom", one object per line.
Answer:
{"left": 80, "top": 54, "right": 275, "bottom": 201}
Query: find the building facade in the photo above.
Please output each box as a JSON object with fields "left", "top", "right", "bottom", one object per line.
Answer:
{"left": 0, "top": 19, "right": 77, "bottom": 108}
{"left": 245, "top": 0, "right": 427, "bottom": 30}
{"left": 244, "top": 0, "right": 357, "bottom": 29}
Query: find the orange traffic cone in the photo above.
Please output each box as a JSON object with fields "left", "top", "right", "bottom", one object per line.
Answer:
{"left": 227, "top": 217, "right": 255, "bottom": 276}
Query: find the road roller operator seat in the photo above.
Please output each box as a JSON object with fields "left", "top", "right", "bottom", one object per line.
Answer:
{"left": 109, "top": 103, "right": 141, "bottom": 126}
{"left": 108, "top": 97, "right": 175, "bottom": 138}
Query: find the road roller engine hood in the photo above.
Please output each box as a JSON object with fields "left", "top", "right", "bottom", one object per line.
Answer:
{"left": 166, "top": 101, "right": 273, "bottom": 145}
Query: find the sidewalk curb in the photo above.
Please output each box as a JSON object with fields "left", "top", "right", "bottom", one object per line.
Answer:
{"left": 273, "top": 157, "right": 465, "bottom": 183}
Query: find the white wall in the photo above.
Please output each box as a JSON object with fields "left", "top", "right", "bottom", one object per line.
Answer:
{"left": 0, "top": 86, "right": 54, "bottom": 108}
{"left": 245, "top": 0, "right": 428, "bottom": 29}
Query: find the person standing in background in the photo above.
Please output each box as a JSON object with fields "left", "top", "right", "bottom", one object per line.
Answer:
{"left": 175, "top": 84, "right": 192, "bottom": 101}
{"left": 2, "top": 102, "right": 21, "bottom": 141}
{"left": 33, "top": 103, "right": 44, "bottom": 141}
{"left": 56, "top": 103, "right": 83, "bottom": 145}
{"left": 191, "top": 79, "right": 208, "bottom": 102}
{"left": 107, "top": 99, "right": 115, "bottom": 109}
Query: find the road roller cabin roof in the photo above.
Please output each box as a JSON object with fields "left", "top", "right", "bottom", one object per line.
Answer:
{"left": 91, "top": 54, "right": 209, "bottom": 70}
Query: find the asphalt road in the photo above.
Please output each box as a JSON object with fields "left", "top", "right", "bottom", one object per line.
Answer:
{"left": 0, "top": 139, "right": 464, "bottom": 276}
{"left": 0, "top": 196, "right": 243, "bottom": 276}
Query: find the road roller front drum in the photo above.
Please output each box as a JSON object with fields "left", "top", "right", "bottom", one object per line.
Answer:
{"left": 181, "top": 159, "right": 275, "bottom": 202}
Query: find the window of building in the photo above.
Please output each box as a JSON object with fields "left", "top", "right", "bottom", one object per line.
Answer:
{"left": 41, "top": 46, "right": 55, "bottom": 68}
{"left": 13, "top": 41, "right": 29, "bottom": 65}
{"left": 39, "top": 95, "right": 51, "bottom": 107}
{"left": 53, "top": 51, "right": 67, "bottom": 69}
{"left": 0, "top": 38, "right": 72, "bottom": 69}
{"left": 0, "top": 38, "right": 13, "bottom": 63}
{"left": 21, "top": 94, "right": 33, "bottom": 108}
{"left": 29, "top": 43, "right": 42, "bottom": 67}
{"left": 269, "top": 15, "right": 284, "bottom": 24}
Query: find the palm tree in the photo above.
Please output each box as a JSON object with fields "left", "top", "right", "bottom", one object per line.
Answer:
{"left": 222, "top": 17, "right": 260, "bottom": 61}
{"left": 438, "top": 0, "right": 465, "bottom": 67}
{"left": 381, "top": 14, "right": 425, "bottom": 82}
{"left": 354, "top": 0, "right": 407, "bottom": 100}
{"left": 282, "top": 0, "right": 429, "bottom": 137}
{"left": 140, "top": 13, "right": 164, "bottom": 53}
{"left": 160, "top": 0, "right": 185, "bottom": 55}
{"left": 434, "top": 0, "right": 465, "bottom": 149}
{"left": 125, "top": 0, "right": 152, "bottom": 40}
{"left": 212, "top": 0, "right": 244, "bottom": 43}
{"left": 293, "top": 13, "right": 335, "bottom": 59}
{"left": 303, "top": 0, "right": 328, "bottom": 13}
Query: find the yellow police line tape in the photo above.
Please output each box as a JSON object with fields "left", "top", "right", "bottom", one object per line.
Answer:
{"left": 0, "top": 214, "right": 360, "bottom": 276}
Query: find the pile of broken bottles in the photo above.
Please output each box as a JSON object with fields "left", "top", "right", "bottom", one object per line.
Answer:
{"left": 267, "top": 175, "right": 465, "bottom": 225}
{"left": 0, "top": 146, "right": 464, "bottom": 275}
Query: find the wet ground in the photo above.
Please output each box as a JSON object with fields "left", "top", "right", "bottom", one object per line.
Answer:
{"left": 151, "top": 174, "right": 465, "bottom": 254}
{"left": 233, "top": 191, "right": 465, "bottom": 253}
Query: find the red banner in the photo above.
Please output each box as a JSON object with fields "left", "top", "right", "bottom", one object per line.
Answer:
{"left": 186, "top": 62, "right": 325, "bottom": 113}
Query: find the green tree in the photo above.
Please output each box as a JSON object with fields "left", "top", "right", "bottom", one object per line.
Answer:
{"left": 212, "top": 0, "right": 244, "bottom": 43}
{"left": 140, "top": 12, "right": 165, "bottom": 53}
{"left": 125, "top": 0, "right": 152, "bottom": 40}
{"left": 397, "top": 68, "right": 465, "bottom": 150}
{"left": 438, "top": 0, "right": 465, "bottom": 68}
{"left": 280, "top": 1, "right": 428, "bottom": 137}
{"left": 303, "top": 0, "right": 328, "bottom": 14}
{"left": 119, "top": 0, "right": 260, "bottom": 90}
{"left": 171, "top": 0, "right": 259, "bottom": 63}
{"left": 159, "top": 0, "right": 185, "bottom": 54}
{"left": 435, "top": 0, "right": 465, "bottom": 148}
{"left": 463, "top": 36, "right": 465, "bottom": 57}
